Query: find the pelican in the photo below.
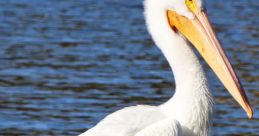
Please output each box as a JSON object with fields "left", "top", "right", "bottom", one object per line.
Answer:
{"left": 80, "top": 0, "right": 253, "bottom": 135}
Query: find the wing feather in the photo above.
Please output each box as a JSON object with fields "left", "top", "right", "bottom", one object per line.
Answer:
{"left": 135, "top": 118, "right": 182, "bottom": 136}
{"left": 79, "top": 105, "right": 166, "bottom": 136}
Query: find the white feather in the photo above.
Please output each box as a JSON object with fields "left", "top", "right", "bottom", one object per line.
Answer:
{"left": 135, "top": 118, "right": 182, "bottom": 136}
{"left": 80, "top": 105, "right": 166, "bottom": 136}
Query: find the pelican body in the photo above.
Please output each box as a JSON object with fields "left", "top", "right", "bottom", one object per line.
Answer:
{"left": 80, "top": 0, "right": 253, "bottom": 135}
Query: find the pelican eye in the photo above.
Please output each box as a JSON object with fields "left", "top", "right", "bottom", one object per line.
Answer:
{"left": 185, "top": 0, "right": 198, "bottom": 13}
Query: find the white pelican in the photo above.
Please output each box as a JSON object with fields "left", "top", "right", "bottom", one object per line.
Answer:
{"left": 80, "top": 0, "right": 253, "bottom": 135}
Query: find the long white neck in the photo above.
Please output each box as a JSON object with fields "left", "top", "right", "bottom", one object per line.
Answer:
{"left": 144, "top": 0, "right": 212, "bottom": 135}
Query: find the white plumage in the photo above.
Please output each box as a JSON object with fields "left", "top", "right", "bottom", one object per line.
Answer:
{"left": 80, "top": 0, "right": 253, "bottom": 135}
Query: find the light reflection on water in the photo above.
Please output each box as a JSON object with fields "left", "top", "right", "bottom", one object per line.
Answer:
{"left": 0, "top": 0, "right": 258, "bottom": 135}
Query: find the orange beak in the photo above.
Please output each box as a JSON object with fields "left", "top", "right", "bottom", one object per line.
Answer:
{"left": 167, "top": 10, "right": 253, "bottom": 118}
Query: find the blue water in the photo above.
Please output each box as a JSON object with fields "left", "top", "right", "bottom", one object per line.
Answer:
{"left": 0, "top": 0, "right": 258, "bottom": 135}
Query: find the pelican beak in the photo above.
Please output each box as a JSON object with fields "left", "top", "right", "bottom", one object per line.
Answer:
{"left": 167, "top": 10, "right": 253, "bottom": 118}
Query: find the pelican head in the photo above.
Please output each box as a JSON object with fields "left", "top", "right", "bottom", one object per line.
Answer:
{"left": 146, "top": 0, "right": 253, "bottom": 118}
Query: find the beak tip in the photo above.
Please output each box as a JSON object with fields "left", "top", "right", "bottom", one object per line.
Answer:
{"left": 247, "top": 107, "right": 253, "bottom": 119}
{"left": 245, "top": 104, "right": 253, "bottom": 119}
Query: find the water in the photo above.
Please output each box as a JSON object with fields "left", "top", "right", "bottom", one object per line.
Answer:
{"left": 0, "top": 0, "right": 258, "bottom": 135}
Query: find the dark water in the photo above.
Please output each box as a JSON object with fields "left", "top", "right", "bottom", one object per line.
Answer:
{"left": 0, "top": 0, "right": 258, "bottom": 135}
